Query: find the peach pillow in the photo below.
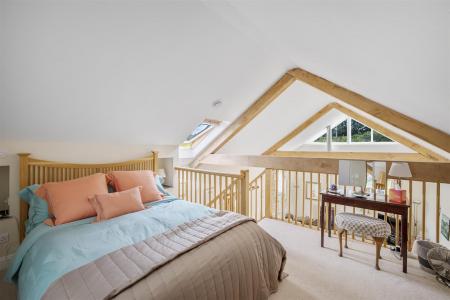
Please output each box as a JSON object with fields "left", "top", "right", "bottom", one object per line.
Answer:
{"left": 89, "top": 186, "right": 145, "bottom": 221}
{"left": 107, "top": 171, "right": 162, "bottom": 203}
{"left": 36, "top": 173, "right": 108, "bottom": 225}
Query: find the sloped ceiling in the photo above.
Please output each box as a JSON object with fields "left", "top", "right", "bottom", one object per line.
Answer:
{"left": 218, "top": 81, "right": 339, "bottom": 154}
{"left": 1, "top": 0, "right": 448, "bottom": 146}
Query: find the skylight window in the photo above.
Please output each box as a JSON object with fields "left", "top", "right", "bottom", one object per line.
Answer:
{"left": 314, "top": 118, "right": 393, "bottom": 143}
{"left": 186, "top": 122, "right": 212, "bottom": 141}
{"left": 180, "top": 119, "right": 220, "bottom": 149}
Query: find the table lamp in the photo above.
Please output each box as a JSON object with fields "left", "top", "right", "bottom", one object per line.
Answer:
{"left": 388, "top": 162, "right": 412, "bottom": 188}
{"left": 157, "top": 168, "right": 167, "bottom": 185}
{"left": 388, "top": 162, "right": 412, "bottom": 203}
{"left": 338, "top": 160, "right": 367, "bottom": 197}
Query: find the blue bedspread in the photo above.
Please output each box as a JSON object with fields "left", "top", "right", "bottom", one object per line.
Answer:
{"left": 5, "top": 197, "right": 215, "bottom": 300}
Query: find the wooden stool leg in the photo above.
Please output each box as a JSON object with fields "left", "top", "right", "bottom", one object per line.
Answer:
{"left": 373, "top": 237, "right": 384, "bottom": 271}
{"left": 344, "top": 230, "right": 348, "bottom": 248}
{"left": 338, "top": 229, "right": 344, "bottom": 257}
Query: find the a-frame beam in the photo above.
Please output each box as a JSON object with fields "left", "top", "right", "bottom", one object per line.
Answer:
{"left": 190, "top": 73, "right": 295, "bottom": 167}
{"left": 193, "top": 68, "right": 449, "bottom": 167}
{"left": 288, "top": 67, "right": 450, "bottom": 153}
{"left": 202, "top": 154, "right": 450, "bottom": 183}
{"left": 272, "top": 151, "right": 440, "bottom": 163}
{"left": 263, "top": 103, "right": 335, "bottom": 155}
{"left": 264, "top": 102, "right": 447, "bottom": 162}
{"left": 331, "top": 103, "right": 448, "bottom": 162}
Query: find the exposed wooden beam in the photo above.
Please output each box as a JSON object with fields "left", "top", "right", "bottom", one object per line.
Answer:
{"left": 404, "top": 164, "right": 450, "bottom": 184}
{"left": 263, "top": 101, "right": 447, "bottom": 162}
{"left": 330, "top": 103, "right": 448, "bottom": 162}
{"left": 272, "top": 151, "right": 440, "bottom": 163}
{"left": 202, "top": 154, "right": 339, "bottom": 174}
{"left": 263, "top": 103, "right": 336, "bottom": 154}
{"left": 190, "top": 72, "right": 295, "bottom": 167}
{"left": 202, "top": 154, "right": 450, "bottom": 183}
{"left": 288, "top": 67, "right": 450, "bottom": 153}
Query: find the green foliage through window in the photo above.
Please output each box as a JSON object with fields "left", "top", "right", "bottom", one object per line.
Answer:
{"left": 373, "top": 131, "right": 392, "bottom": 142}
{"left": 313, "top": 118, "right": 393, "bottom": 143}
{"left": 332, "top": 120, "right": 347, "bottom": 142}
{"left": 315, "top": 133, "right": 327, "bottom": 142}
{"left": 351, "top": 119, "right": 371, "bottom": 142}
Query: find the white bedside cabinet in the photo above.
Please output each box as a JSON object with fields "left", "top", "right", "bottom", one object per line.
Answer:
{"left": 0, "top": 217, "right": 19, "bottom": 271}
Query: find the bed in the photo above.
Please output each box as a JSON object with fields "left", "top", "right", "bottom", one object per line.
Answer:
{"left": 5, "top": 153, "right": 286, "bottom": 300}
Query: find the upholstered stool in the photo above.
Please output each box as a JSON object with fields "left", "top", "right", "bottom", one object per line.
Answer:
{"left": 335, "top": 212, "right": 391, "bottom": 270}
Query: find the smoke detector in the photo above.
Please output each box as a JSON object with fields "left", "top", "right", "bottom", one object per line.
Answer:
{"left": 212, "top": 99, "right": 223, "bottom": 108}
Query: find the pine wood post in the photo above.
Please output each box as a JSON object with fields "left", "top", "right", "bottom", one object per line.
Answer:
{"left": 18, "top": 153, "right": 31, "bottom": 242}
{"left": 240, "top": 170, "right": 249, "bottom": 216}
{"left": 265, "top": 169, "right": 272, "bottom": 218}
{"left": 422, "top": 182, "right": 426, "bottom": 240}
{"left": 436, "top": 182, "right": 440, "bottom": 243}
{"left": 151, "top": 151, "right": 159, "bottom": 172}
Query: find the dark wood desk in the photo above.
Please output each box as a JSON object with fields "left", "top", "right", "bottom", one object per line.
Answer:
{"left": 320, "top": 192, "right": 410, "bottom": 273}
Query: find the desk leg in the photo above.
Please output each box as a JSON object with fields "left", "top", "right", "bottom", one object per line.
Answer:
{"left": 320, "top": 200, "right": 325, "bottom": 247}
{"left": 401, "top": 212, "right": 408, "bottom": 273}
{"left": 327, "top": 202, "right": 332, "bottom": 237}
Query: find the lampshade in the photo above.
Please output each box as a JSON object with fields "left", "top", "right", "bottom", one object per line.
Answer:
{"left": 338, "top": 160, "right": 367, "bottom": 187}
{"left": 157, "top": 168, "right": 166, "bottom": 178}
{"left": 388, "top": 162, "right": 412, "bottom": 178}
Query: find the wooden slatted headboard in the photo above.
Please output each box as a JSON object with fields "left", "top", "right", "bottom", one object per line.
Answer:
{"left": 17, "top": 151, "right": 158, "bottom": 242}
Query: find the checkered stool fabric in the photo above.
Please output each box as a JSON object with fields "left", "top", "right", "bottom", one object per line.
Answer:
{"left": 335, "top": 212, "right": 391, "bottom": 238}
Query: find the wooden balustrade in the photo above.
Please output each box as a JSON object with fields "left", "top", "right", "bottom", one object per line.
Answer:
{"left": 175, "top": 167, "right": 249, "bottom": 215}
{"left": 249, "top": 168, "right": 443, "bottom": 251}
{"left": 248, "top": 171, "right": 266, "bottom": 221}
{"left": 176, "top": 165, "right": 446, "bottom": 252}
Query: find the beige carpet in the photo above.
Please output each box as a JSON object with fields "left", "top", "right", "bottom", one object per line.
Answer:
{"left": 1, "top": 219, "right": 449, "bottom": 300}
{"left": 260, "top": 219, "right": 450, "bottom": 300}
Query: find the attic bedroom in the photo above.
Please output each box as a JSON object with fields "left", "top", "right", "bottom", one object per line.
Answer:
{"left": 0, "top": 1, "right": 449, "bottom": 299}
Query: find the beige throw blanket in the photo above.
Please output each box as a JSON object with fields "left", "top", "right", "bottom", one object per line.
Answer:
{"left": 43, "top": 211, "right": 286, "bottom": 300}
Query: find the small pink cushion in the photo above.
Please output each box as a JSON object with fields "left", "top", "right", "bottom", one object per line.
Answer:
{"left": 107, "top": 171, "right": 162, "bottom": 203}
{"left": 37, "top": 173, "right": 108, "bottom": 225}
{"left": 89, "top": 186, "right": 145, "bottom": 221}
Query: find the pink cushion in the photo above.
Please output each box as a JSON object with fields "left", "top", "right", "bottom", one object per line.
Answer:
{"left": 89, "top": 186, "right": 145, "bottom": 221}
{"left": 37, "top": 173, "right": 108, "bottom": 225}
{"left": 107, "top": 171, "right": 162, "bottom": 203}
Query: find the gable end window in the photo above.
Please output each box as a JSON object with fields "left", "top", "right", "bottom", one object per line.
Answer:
{"left": 314, "top": 118, "right": 392, "bottom": 143}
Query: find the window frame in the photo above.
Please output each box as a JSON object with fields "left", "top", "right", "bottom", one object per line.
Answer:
{"left": 312, "top": 117, "right": 393, "bottom": 144}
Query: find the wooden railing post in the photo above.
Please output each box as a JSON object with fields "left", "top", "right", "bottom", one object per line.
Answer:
{"left": 265, "top": 169, "right": 272, "bottom": 218}
{"left": 436, "top": 182, "right": 440, "bottom": 243}
{"left": 151, "top": 151, "right": 159, "bottom": 172}
{"left": 18, "top": 153, "right": 30, "bottom": 242}
{"left": 240, "top": 170, "right": 249, "bottom": 216}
